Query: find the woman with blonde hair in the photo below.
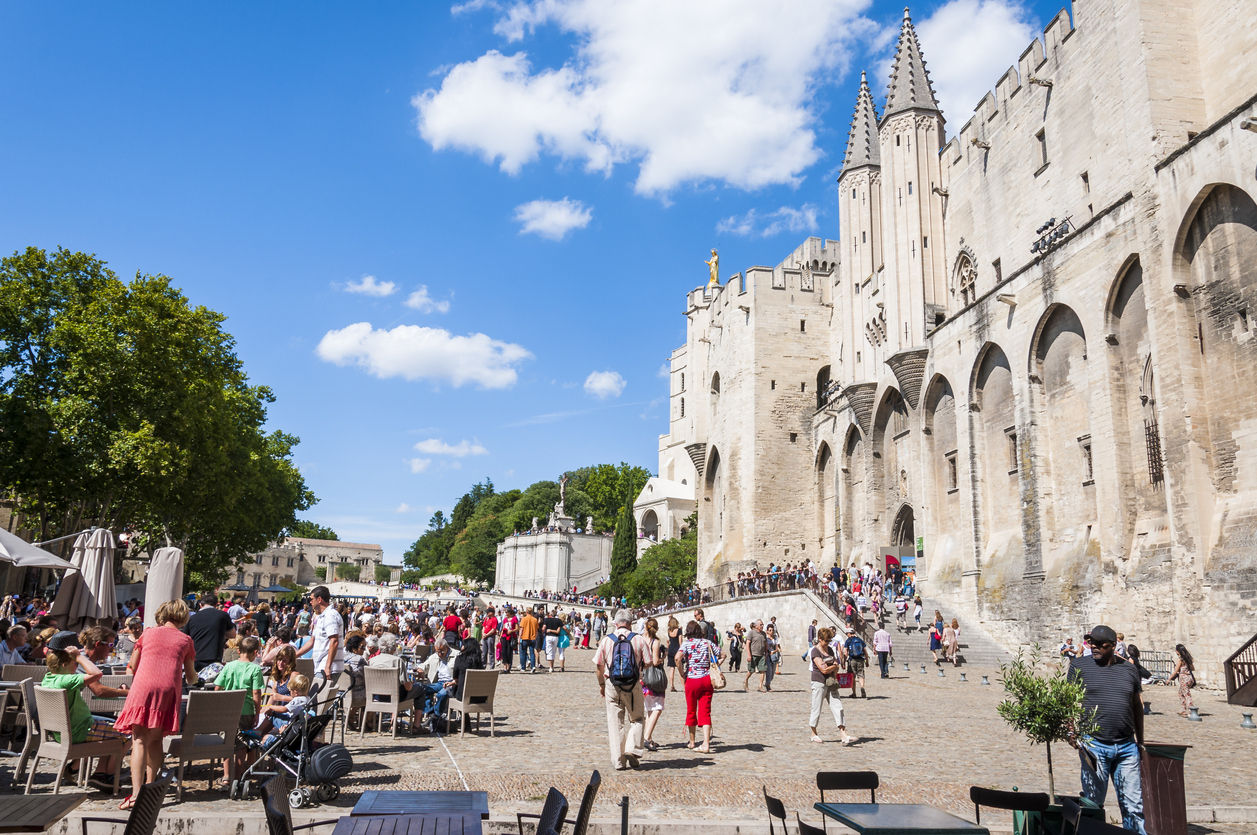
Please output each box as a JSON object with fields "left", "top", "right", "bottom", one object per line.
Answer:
{"left": 666, "top": 616, "right": 682, "bottom": 692}
{"left": 27, "top": 626, "right": 58, "bottom": 662}
{"left": 641, "top": 618, "right": 666, "bottom": 751}
{"left": 115, "top": 599, "right": 197, "bottom": 809}
{"left": 807, "top": 626, "right": 853, "bottom": 745}
{"left": 944, "top": 618, "right": 961, "bottom": 665}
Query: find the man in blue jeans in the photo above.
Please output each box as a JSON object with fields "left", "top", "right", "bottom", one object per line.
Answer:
{"left": 1068, "top": 624, "right": 1146, "bottom": 834}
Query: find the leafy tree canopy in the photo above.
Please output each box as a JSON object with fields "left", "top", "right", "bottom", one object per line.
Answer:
{"left": 0, "top": 247, "right": 314, "bottom": 590}
{"left": 624, "top": 512, "right": 697, "bottom": 606}
{"left": 287, "top": 520, "right": 338, "bottom": 541}
{"left": 335, "top": 562, "right": 361, "bottom": 581}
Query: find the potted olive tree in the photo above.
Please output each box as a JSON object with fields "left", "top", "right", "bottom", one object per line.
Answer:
{"left": 997, "top": 645, "right": 1098, "bottom": 801}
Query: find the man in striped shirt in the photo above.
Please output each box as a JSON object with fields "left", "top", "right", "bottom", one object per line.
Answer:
{"left": 1068, "top": 624, "right": 1145, "bottom": 835}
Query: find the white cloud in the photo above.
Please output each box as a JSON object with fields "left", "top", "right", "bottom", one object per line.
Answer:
{"left": 395, "top": 503, "right": 411, "bottom": 513}
{"left": 409, "top": 458, "right": 432, "bottom": 473}
{"left": 909, "top": 0, "right": 1038, "bottom": 133}
{"left": 415, "top": 0, "right": 877, "bottom": 195}
{"left": 514, "top": 197, "right": 593, "bottom": 240}
{"left": 344, "top": 275, "right": 397, "bottom": 297}
{"left": 316, "top": 322, "right": 532, "bottom": 388}
{"left": 584, "top": 369, "right": 626, "bottom": 399}
{"left": 405, "top": 285, "right": 451, "bottom": 313}
{"left": 717, "top": 204, "right": 819, "bottom": 238}
{"left": 413, "top": 438, "right": 489, "bottom": 457}
{"left": 657, "top": 363, "right": 670, "bottom": 378}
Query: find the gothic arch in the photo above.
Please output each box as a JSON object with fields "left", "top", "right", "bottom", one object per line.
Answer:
{"left": 840, "top": 424, "right": 866, "bottom": 559}
{"left": 1029, "top": 303, "right": 1088, "bottom": 377}
{"left": 953, "top": 247, "right": 978, "bottom": 307}
{"left": 891, "top": 503, "right": 915, "bottom": 549}
{"left": 970, "top": 343, "right": 1019, "bottom": 538}
{"left": 969, "top": 342, "right": 1012, "bottom": 411}
{"left": 816, "top": 442, "right": 837, "bottom": 562}
{"left": 1104, "top": 254, "right": 1144, "bottom": 330}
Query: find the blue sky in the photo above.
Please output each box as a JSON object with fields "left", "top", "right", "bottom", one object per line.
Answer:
{"left": 0, "top": 0, "right": 1061, "bottom": 563}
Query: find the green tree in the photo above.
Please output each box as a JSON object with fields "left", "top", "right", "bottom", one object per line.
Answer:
{"left": 570, "top": 463, "right": 652, "bottom": 531}
{"left": 608, "top": 487, "right": 638, "bottom": 594}
{"left": 287, "top": 520, "right": 338, "bottom": 541}
{"left": 449, "top": 513, "right": 505, "bottom": 584}
{"left": 374, "top": 564, "right": 392, "bottom": 583}
{"left": 0, "top": 247, "right": 313, "bottom": 589}
{"left": 335, "top": 562, "right": 361, "bottom": 582}
{"left": 625, "top": 512, "right": 697, "bottom": 605}
{"left": 997, "top": 645, "right": 1099, "bottom": 799}
{"left": 314, "top": 567, "right": 326, "bottom": 581}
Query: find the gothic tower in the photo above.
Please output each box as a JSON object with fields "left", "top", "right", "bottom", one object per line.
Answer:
{"left": 879, "top": 8, "right": 947, "bottom": 351}
{"left": 836, "top": 71, "right": 883, "bottom": 383}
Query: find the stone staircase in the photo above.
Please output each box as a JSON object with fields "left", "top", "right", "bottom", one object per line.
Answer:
{"left": 857, "top": 597, "right": 1014, "bottom": 670}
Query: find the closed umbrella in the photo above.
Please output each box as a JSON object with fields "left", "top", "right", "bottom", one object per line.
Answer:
{"left": 144, "top": 546, "right": 184, "bottom": 629}
{"left": 0, "top": 527, "right": 76, "bottom": 570}
{"left": 50, "top": 529, "right": 118, "bottom": 631}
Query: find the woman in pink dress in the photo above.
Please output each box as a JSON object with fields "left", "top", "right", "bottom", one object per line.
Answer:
{"left": 116, "top": 599, "right": 197, "bottom": 809}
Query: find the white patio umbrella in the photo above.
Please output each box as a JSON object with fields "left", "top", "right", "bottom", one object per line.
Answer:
{"left": 144, "top": 546, "right": 184, "bottom": 628}
{"left": 50, "top": 528, "right": 118, "bottom": 630}
{"left": 0, "top": 527, "right": 76, "bottom": 569}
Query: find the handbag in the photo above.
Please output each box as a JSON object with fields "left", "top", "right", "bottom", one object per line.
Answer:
{"left": 835, "top": 671, "right": 854, "bottom": 689}
{"left": 643, "top": 664, "right": 667, "bottom": 695}
{"left": 707, "top": 642, "right": 727, "bottom": 689}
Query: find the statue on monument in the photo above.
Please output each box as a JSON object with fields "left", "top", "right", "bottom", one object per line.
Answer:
{"left": 586, "top": 516, "right": 594, "bottom": 534}
{"left": 531, "top": 516, "right": 539, "bottom": 532}
{"left": 554, "top": 472, "right": 570, "bottom": 517}
{"left": 705, "top": 249, "right": 720, "bottom": 285}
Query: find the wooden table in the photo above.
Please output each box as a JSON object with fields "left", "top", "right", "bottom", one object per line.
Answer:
{"left": 0, "top": 794, "right": 86, "bottom": 833}
{"left": 352, "top": 792, "right": 490, "bottom": 819}
{"left": 332, "top": 815, "right": 482, "bottom": 835}
{"left": 814, "top": 803, "right": 989, "bottom": 835}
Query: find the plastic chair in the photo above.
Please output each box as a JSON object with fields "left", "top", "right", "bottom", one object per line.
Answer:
{"left": 970, "top": 787, "right": 1050, "bottom": 834}
{"left": 1, "top": 678, "right": 38, "bottom": 784}
{"left": 25, "top": 685, "right": 125, "bottom": 795}
{"left": 797, "top": 813, "right": 826, "bottom": 835}
{"left": 518, "top": 771, "right": 600, "bottom": 835}
{"left": 79, "top": 769, "right": 174, "bottom": 835}
{"left": 165, "top": 689, "right": 246, "bottom": 799}
{"left": 261, "top": 775, "right": 338, "bottom": 835}
{"left": 446, "top": 669, "right": 500, "bottom": 737}
{"left": 763, "top": 786, "right": 788, "bottom": 835}
{"left": 515, "top": 786, "right": 569, "bottom": 835}
{"left": 1061, "top": 797, "right": 1082, "bottom": 835}
{"left": 84, "top": 676, "right": 134, "bottom": 716}
{"left": 2, "top": 664, "right": 48, "bottom": 683}
{"left": 294, "top": 659, "right": 315, "bottom": 680}
{"left": 1077, "top": 818, "right": 1139, "bottom": 835}
{"left": 817, "top": 771, "right": 879, "bottom": 803}
{"left": 361, "top": 666, "right": 414, "bottom": 738}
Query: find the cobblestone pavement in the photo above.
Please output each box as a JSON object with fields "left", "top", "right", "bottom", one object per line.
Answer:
{"left": 55, "top": 650, "right": 1256, "bottom": 827}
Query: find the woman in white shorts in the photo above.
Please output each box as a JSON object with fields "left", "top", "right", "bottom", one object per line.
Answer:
{"left": 642, "top": 617, "right": 666, "bottom": 751}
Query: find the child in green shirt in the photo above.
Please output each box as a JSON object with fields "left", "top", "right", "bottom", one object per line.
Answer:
{"left": 213, "top": 636, "right": 264, "bottom": 783}
{"left": 43, "top": 646, "right": 128, "bottom": 791}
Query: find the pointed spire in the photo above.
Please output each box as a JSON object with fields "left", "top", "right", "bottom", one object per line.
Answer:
{"left": 883, "top": 7, "right": 941, "bottom": 120}
{"left": 842, "top": 71, "right": 881, "bottom": 172}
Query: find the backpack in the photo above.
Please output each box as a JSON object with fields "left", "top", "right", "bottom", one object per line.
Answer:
{"left": 608, "top": 632, "right": 640, "bottom": 691}
{"left": 846, "top": 635, "right": 866, "bottom": 658}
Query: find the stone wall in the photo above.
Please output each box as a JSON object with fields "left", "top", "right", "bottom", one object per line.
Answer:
{"left": 495, "top": 531, "right": 612, "bottom": 596}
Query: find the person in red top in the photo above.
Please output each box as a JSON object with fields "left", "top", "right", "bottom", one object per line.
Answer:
{"left": 442, "top": 608, "right": 462, "bottom": 644}
{"left": 116, "top": 598, "right": 198, "bottom": 810}
{"left": 481, "top": 609, "right": 499, "bottom": 670}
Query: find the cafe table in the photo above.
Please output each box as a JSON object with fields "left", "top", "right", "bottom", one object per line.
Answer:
{"left": 333, "top": 815, "right": 481, "bottom": 835}
{"left": 0, "top": 794, "right": 86, "bottom": 833}
{"left": 352, "top": 791, "right": 490, "bottom": 819}
{"left": 814, "top": 802, "right": 990, "bottom": 835}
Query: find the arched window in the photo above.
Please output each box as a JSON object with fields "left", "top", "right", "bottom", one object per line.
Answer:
{"left": 710, "top": 372, "right": 721, "bottom": 411}
{"left": 680, "top": 397, "right": 685, "bottom": 418}
{"left": 955, "top": 255, "right": 977, "bottom": 306}
{"left": 680, "top": 372, "right": 685, "bottom": 392}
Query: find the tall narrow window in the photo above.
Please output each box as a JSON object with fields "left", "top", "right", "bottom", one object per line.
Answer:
{"left": 1036, "top": 129, "right": 1048, "bottom": 168}
{"left": 800, "top": 319, "right": 806, "bottom": 333}
{"left": 908, "top": 182, "right": 913, "bottom": 195}
{"left": 681, "top": 372, "right": 685, "bottom": 391}
{"left": 992, "top": 258, "right": 1002, "bottom": 284}
{"left": 679, "top": 398, "right": 684, "bottom": 418}
{"left": 1006, "top": 428, "right": 1018, "bottom": 473}
{"left": 1079, "top": 435, "right": 1094, "bottom": 484}
{"left": 1081, "top": 171, "right": 1090, "bottom": 193}
{"left": 945, "top": 451, "right": 958, "bottom": 491}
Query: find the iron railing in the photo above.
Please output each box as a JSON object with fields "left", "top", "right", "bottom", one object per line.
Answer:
{"left": 1224, "top": 632, "right": 1257, "bottom": 704}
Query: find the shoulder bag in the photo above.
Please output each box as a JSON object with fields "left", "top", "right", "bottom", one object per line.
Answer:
{"left": 707, "top": 641, "right": 727, "bottom": 689}
{"left": 642, "top": 640, "right": 668, "bottom": 694}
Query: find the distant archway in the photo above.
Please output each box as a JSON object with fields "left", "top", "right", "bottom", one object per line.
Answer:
{"left": 891, "top": 504, "right": 915, "bottom": 549}
{"left": 641, "top": 509, "right": 659, "bottom": 540}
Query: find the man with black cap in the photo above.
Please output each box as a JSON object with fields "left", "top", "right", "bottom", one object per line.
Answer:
{"left": 1067, "top": 624, "right": 1145, "bottom": 835}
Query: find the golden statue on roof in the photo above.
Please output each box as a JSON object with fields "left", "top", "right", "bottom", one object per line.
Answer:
{"left": 705, "top": 249, "right": 719, "bottom": 285}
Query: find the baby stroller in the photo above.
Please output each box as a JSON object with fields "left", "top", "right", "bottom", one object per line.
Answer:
{"left": 231, "top": 677, "right": 353, "bottom": 808}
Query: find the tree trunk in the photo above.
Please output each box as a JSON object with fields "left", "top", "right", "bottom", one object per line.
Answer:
{"left": 1046, "top": 739, "right": 1056, "bottom": 801}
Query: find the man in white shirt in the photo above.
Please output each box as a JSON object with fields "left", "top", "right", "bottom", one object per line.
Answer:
{"left": 872, "top": 626, "right": 893, "bottom": 678}
{"left": 227, "top": 598, "right": 248, "bottom": 622}
{"left": 0, "top": 625, "right": 28, "bottom": 666}
{"left": 593, "top": 609, "right": 651, "bottom": 771}
{"left": 417, "top": 639, "right": 460, "bottom": 723}
{"left": 296, "top": 586, "right": 344, "bottom": 681}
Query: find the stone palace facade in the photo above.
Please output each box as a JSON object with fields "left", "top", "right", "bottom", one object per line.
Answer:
{"left": 637, "top": 0, "right": 1257, "bottom": 677}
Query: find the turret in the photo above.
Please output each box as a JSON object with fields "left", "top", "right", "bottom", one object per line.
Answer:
{"left": 879, "top": 7, "right": 947, "bottom": 351}
{"left": 837, "top": 71, "right": 884, "bottom": 383}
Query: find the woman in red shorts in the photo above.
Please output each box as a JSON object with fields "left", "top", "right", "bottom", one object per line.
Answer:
{"left": 116, "top": 599, "right": 198, "bottom": 809}
{"left": 675, "top": 620, "right": 721, "bottom": 754}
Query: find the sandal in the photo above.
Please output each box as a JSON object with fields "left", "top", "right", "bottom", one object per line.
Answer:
{"left": 810, "top": 735, "right": 824, "bottom": 744}
{"left": 119, "top": 795, "right": 135, "bottom": 811}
